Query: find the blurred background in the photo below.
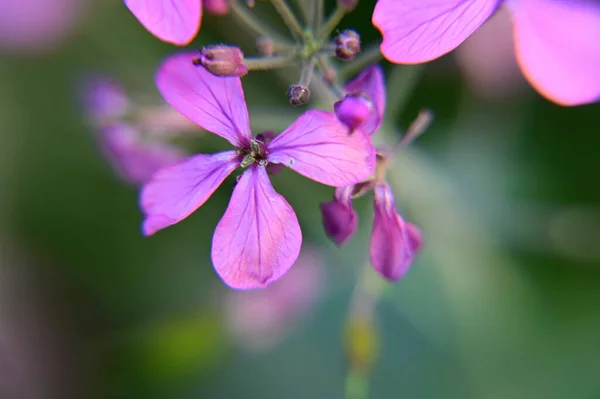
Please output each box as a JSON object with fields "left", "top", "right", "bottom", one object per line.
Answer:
{"left": 1, "top": 1, "right": 599, "bottom": 398}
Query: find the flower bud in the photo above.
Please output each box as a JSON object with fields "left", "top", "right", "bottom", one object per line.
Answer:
{"left": 193, "top": 45, "right": 249, "bottom": 77}
{"left": 334, "top": 93, "right": 373, "bottom": 132}
{"left": 320, "top": 186, "right": 358, "bottom": 246}
{"left": 204, "top": 0, "right": 229, "bottom": 15}
{"left": 287, "top": 84, "right": 310, "bottom": 106}
{"left": 256, "top": 37, "right": 275, "bottom": 56}
{"left": 334, "top": 29, "right": 360, "bottom": 61}
{"left": 337, "top": 0, "right": 358, "bottom": 11}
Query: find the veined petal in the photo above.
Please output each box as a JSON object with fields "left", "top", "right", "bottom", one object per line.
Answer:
{"left": 510, "top": 0, "right": 600, "bottom": 106}
{"left": 212, "top": 166, "right": 302, "bottom": 290}
{"left": 156, "top": 52, "right": 252, "bottom": 147}
{"left": 124, "top": 0, "right": 201, "bottom": 45}
{"left": 344, "top": 65, "right": 386, "bottom": 135}
{"left": 373, "top": 0, "right": 499, "bottom": 63}
{"left": 140, "top": 150, "right": 239, "bottom": 235}
{"left": 268, "top": 110, "right": 375, "bottom": 187}
{"left": 370, "top": 183, "right": 419, "bottom": 281}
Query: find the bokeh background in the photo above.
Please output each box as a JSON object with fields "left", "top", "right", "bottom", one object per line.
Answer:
{"left": 1, "top": 1, "right": 599, "bottom": 398}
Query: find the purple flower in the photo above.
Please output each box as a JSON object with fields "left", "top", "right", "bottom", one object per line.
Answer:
{"left": 334, "top": 65, "right": 385, "bottom": 135}
{"left": 124, "top": 0, "right": 229, "bottom": 46}
{"left": 224, "top": 247, "right": 324, "bottom": 351}
{"left": 320, "top": 186, "right": 358, "bottom": 246}
{"left": 82, "top": 77, "right": 186, "bottom": 185}
{"left": 372, "top": 0, "right": 600, "bottom": 106}
{"left": 141, "top": 53, "right": 375, "bottom": 289}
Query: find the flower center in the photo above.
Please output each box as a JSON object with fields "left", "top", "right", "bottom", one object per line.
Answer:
{"left": 239, "top": 131, "right": 274, "bottom": 168}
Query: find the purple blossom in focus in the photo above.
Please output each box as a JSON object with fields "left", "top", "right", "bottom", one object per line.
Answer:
{"left": 372, "top": 0, "right": 600, "bottom": 106}
{"left": 82, "top": 77, "right": 186, "bottom": 185}
{"left": 323, "top": 66, "right": 423, "bottom": 281}
{"left": 141, "top": 53, "right": 375, "bottom": 290}
{"left": 123, "top": 0, "right": 229, "bottom": 46}
{"left": 224, "top": 248, "right": 324, "bottom": 351}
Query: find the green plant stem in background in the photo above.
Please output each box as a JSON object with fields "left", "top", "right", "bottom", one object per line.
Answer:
{"left": 340, "top": 43, "right": 384, "bottom": 79}
{"left": 270, "top": 0, "right": 305, "bottom": 39}
{"left": 313, "top": 0, "right": 324, "bottom": 31}
{"left": 318, "top": 5, "right": 346, "bottom": 40}
{"left": 244, "top": 52, "right": 298, "bottom": 71}
{"left": 231, "top": 1, "right": 292, "bottom": 46}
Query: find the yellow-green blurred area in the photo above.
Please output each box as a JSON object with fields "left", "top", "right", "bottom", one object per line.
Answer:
{"left": 1, "top": 1, "right": 600, "bottom": 398}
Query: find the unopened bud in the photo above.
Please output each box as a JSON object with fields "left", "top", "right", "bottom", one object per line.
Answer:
{"left": 334, "top": 93, "right": 373, "bottom": 131}
{"left": 193, "top": 45, "right": 249, "bottom": 77}
{"left": 204, "top": 0, "right": 229, "bottom": 15}
{"left": 334, "top": 29, "right": 360, "bottom": 61}
{"left": 287, "top": 85, "right": 310, "bottom": 106}
{"left": 337, "top": 0, "right": 358, "bottom": 11}
{"left": 256, "top": 37, "right": 275, "bottom": 56}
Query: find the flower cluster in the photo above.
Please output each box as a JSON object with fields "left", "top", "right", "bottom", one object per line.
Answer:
{"left": 76, "top": 0, "right": 600, "bottom": 290}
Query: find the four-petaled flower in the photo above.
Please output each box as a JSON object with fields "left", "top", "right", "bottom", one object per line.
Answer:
{"left": 141, "top": 53, "right": 375, "bottom": 289}
{"left": 373, "top": 0, "right": 600, "bottom": 106}
{"left": 322, "top": 65, "right": 423, "bottom": 281}
{"left": 124, "top": 0, "right": 229, "bottom": 45}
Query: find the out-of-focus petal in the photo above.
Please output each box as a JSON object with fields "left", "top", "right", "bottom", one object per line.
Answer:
{"left": 212, "top": 166, "right": 301, "bottom": 290}
{"left": 334, "top": 95, "right": 373, "bottom": 133}
{"left": 156, "top": 52, "right": 252, "bottom": 148}
{"left": 0, "top": 0, "right": 84, "bottom": 53}
{"left": 370, "top": 183, "right": 419, "bottom": 281}
{"left": 204, "top": 0, "right": 229, "bottom": 15}
{"left": 320, "top": 185, "right": 358, "bottom": 246}
{"left": 343, "top": 65, "right": 385, "bottom": 135}
{"left": 140, "top": 150, "right": 239, "bottom": 235}
{"left": 509, "top": 0, "right": 600, "bottom": 106}
{"left": 268, "top": 110, "right": 375, "bottom": 187}
{"left": 454, "top": 6, "right": 525, "bottom": 100}
{"left": 99, "top": 123, "right": 186, "bottom": 185}
{"left": 372, "top": 0, "right": 500, "bottom": 63}
{"left": 82, "top": 76, "right": 129, "bottom": 120}
{"left": 224, "top": 248, "right": 324, "bottom": 351}
{"left": 124, "top": 0, "right": 201, "bottom": 45}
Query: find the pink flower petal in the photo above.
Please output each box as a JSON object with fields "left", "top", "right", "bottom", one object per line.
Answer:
{"left": 267, "top": 110, "right": 376, "bottom": 187}
{"left": 320, "top": 185, "right": 358, "bottom": 246}
{"left": 509, "top": 0, "right": 600, "bottom": 105}
{"left": 156, "top": 52, "right": 252, "bottom": 148}
{"left": 140, "top": 150, "right": 240, "bottom": 235}
{"left": 82, "top": 76, "right": 130, "bottom": 120}
{"left": 343, "top": 65, "right": 386, "bottom": 135}
{"left": 124, "top": 0, "right": 201, "bottom": 45}
{"left": 370, "top": 183, "right": 419, "bottom": 281}
{"left": 212, "top": 166, "right": 301, "bottom": 290}
{"left": 372, "top": 0, "right": 499, "bottom": 63}
{"left": 99, "top": 123, "right": 186, "bottom": 186}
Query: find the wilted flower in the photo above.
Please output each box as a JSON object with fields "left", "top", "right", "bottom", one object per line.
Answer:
{"left": 224, "top": 248, "right": 324, "bottom": 351}
{"left": 373, "top": 0, "right": 600, "bottom": 106}
{"left": 124, "top": 0, "right": 229, "bottom": 46}
{"left": 81, "top": 77, "right": 187, "bottom": 185}
{"left": 142, "top": 53, "right": 375, "bottom": 289}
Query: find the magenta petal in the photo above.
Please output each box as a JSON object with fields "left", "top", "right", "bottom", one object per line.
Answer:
{"left": 320, "top": 185, "right": 358, "bottom": 246}
{"left": 268, "top": 110, "right": 376, "bottom": 187}
{"left": 212, "top": 166, "right": 302, "bottom": 290}
{"left": 510, "top": 0, "right": 600, "bottom": 106}
{"left": 99, "top": 123, "right": 185, "bottom": 185}
{"left": 343, "top": 65, "right": 386, "bottom": 135}
{"left": 124, "top": 0, "right": 201, "bottom": 45}
{"left": 370, "top": 183, "right": 419, "bottom": 281}
{"left": 140, "top": 150, "right": 239, "bottom": 235}
{"left": 373, "top": 0, "right": 499, "bottom": 63}
{"left": 156, "top": 52, "right": 252, "bottom": 147}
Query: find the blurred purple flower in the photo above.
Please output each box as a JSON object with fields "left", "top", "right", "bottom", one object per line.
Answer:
{"left": 142, "top": 52, "right": 375, "bottom": 290}
{"left": 81, "top": 77, "right": 186, "bottom": 185}
{"left": 224, "top": 248, "right": 324, "bottom": 351}
{"left": 334, "top": 65, "right": 385, "bottom": 135}
{"left": 124, "top": 0, "right": 229, "bottom": 46}
{"left": 373, "top": 0, "right": 600, "bottom": 106}
{"left": 323, "top": 65, "right": 423, "bottom": 281}
{"left": 0, "top": 0, "right": 85, "bottom": 53}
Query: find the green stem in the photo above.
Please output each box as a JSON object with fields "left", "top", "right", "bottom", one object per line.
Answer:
{"left": 244, "top": 53, "right": 297, "bottom": 71}
{"left": 314, "top": 0, "right": 324, "bottom": 30}
{"left": 270, "top": 0, "right": 305, "bottom": 39}
{"left": 299, "top": 57, "right": 317, "bottom": 87}
{"left": 231, "top": 2, "right": 291, "bottom": 46}
{"left": 340, "top": 43, "right": 383, "bottom": 78}
{"left": 318, "top": 5, "right": 346, "bottom": 40}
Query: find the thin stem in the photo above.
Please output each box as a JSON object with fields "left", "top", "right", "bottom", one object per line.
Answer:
{"left": 270, "top": 0, "right": 304, "bottom": 39}
{"left": 386, "top": 64, "right": 425, "bottom": 122}
{"left": 244, "top": 53, "right": 297, "bottom": 71}
{"left": 231, "top": 2, "right": 291, "bottom": 46}
{"left": 318, "top": 5, "right": 346, "bottom": 40}
{"left": 299, "top": 57, "right": 317, "bottom": 87}
{"left": 316, "top": 56, "right": 344, "bottom": 99}
{"left": 313, "top": 0, "right": 324, "bottom": 30}
{"left": 340, "top": 43, "right": 383, "bottom": 78}
{"left": 392, "top": 109, "right": 434, "bottom": 152}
